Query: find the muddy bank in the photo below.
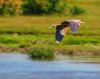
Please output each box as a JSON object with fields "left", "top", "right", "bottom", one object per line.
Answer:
{"left": 0, "top": 46, "right": 28, "bottom": 53}
{"left": 0, "top": 46, "right": 100, "bottom": 56}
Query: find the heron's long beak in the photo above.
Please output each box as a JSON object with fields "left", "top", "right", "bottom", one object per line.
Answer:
{"left": 80, "top": 21, "right": 85, "bottom": 23}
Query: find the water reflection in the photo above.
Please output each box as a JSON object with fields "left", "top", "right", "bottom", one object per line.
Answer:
{"left": 0, "top": 53, "right": 100, "bottom": 79}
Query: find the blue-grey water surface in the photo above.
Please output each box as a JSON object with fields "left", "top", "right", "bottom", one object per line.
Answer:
{"left": 0, "top": 53, "right": 100, "bottom": 79}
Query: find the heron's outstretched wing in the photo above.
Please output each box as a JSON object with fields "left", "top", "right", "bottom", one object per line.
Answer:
{"left": 67, "top": 20, "right": 81, "bottom": 34}
{"left": 56, "top": 25, "right": 67, "bottom": 43}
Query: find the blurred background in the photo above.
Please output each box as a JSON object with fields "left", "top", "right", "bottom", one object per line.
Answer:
{"left": 0, "top": 0, "right": 99, "bottom": 56}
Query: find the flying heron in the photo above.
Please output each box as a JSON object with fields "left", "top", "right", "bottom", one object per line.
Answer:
{"left": 51, "top": 19, "right": 84, "bottom": 44}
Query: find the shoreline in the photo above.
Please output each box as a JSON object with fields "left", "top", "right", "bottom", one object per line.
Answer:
{"left": 0, "top": 52, "right": 100, "bottom": 63}
{"left": 0, "top": 46, "right": 100, "bottom": 56}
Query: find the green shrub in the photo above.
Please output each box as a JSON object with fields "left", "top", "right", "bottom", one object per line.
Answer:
{"left": 22, "top": 0, "right": 67, "bottom": 15}
{"left": 0, "top": 2, "right": 16, "bottom": 16}
{"left": 28, "top": 47, "right": 55, "bottom": 60}
{"left": 70, "top": 5, "right": 86, "bottom": 15}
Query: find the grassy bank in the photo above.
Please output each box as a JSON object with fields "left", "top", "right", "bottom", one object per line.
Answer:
{"left": 0, "top": 34, "right": 99, "bottom": 56}
{"left": 0, "top": 0, "right": 100, "bottom": 58}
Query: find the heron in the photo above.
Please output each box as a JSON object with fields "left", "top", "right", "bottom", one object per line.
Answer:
{"left": 51, "top": 19, "right": 84, "bottom": 44}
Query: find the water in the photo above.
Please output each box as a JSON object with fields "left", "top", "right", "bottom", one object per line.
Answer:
{"left": 0, "top": 53, "right": 100, "bottom": 79}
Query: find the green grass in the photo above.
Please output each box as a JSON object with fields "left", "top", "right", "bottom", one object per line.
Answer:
{"left": 0, "top": 34, "right": 99, "bottom": 56}
{"left": 0, "top": 34, "right": 99, "bottom": 46}
{"left": 62, "top": 35, "right": 100, "bottom": 45}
